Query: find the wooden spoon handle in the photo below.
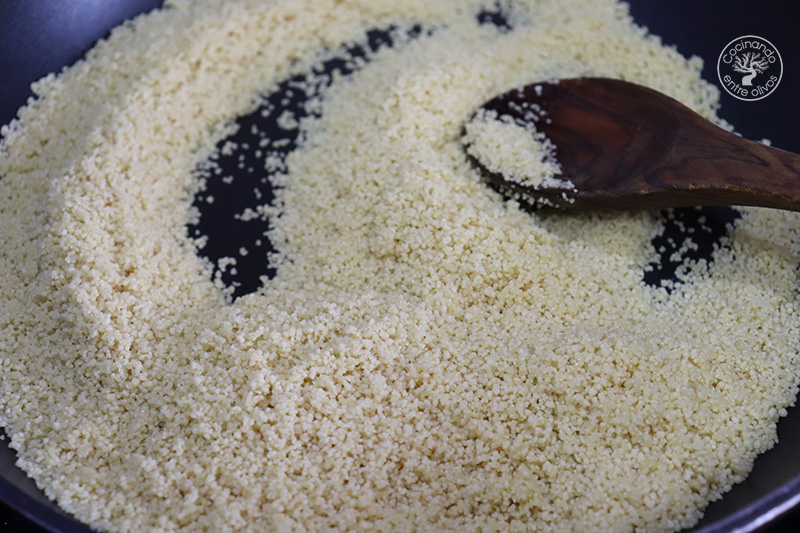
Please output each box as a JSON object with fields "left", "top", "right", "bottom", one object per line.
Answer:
{"left": 657, "top": 114, "right": 800, "bottom": 211}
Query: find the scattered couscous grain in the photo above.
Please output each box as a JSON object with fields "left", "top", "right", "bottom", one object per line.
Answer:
{"left": 1, "top": 0, "right": 800, "bottom": 532}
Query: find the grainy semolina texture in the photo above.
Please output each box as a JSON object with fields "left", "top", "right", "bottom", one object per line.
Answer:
{"left": 1, "top": 0, "right": 800, "bottom": 532}
{"left": 463, "top": 107, "right": 568, "bottom": 191}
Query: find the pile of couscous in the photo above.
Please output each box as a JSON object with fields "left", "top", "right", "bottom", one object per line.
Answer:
{"left": 1, "top": 0, "right": 799, "bottom": 532}
{"left": 463, "top": 104, "right": 569, "bottom": 194}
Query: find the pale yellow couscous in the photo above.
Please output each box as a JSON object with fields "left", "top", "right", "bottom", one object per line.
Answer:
{"left": 1, "top": 0, "right": 799, "bottom": 532}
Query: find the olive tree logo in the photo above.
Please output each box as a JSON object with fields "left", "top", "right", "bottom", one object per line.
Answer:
{"left": 717, "top": 35, "right": 782, "bottom": 101}
{"left": 732, "top": 52, "right": 770, "bottom": 86}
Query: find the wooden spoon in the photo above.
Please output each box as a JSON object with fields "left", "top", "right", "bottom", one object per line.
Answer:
{"left": 465, "top": 78, "right": 800, "bottom": 210}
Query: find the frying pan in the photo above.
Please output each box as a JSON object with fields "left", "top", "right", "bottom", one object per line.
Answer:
{"left": 1, "top": 1, "right": 800, "bottom": 531}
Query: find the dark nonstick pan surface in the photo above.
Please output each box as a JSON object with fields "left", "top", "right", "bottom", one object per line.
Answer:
{"left": 1, "top": 1, "right": 800, "bottom": 531}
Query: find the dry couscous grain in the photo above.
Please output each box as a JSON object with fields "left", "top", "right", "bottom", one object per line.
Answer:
{"left": 1, "top": 0, "right": 800, "bottom": 532}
